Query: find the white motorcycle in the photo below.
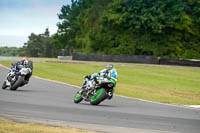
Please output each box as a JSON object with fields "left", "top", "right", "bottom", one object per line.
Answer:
{"left": 2, "top": 64, "right": 32, "bottom": 91}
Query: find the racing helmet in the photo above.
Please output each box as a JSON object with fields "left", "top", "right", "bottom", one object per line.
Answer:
{"left": 106, "top": 64, "right": 113, "bottom": 71}
{"left": 23, "top": 57, "right": 30, "bottom": 65}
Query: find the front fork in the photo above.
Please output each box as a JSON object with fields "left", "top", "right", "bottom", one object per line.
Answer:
{"left": 82, "top": 88, "right": 96, "bottom": 101}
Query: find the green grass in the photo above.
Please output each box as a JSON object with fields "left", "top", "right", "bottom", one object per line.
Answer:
{"left": 0, "top": 117, "right": 98, "bottom": 133}
{"left": 1, "top": 60, "right": 200, "bottom": 105}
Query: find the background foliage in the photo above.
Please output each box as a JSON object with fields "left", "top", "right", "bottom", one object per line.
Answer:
{"left": 0, "top": 47, "right": 20, "bottom": 56}
{"left": 56, "top": 0, "right": 200, "bottom": 59}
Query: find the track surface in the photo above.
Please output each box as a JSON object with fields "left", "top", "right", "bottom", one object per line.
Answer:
{"left": 0, "top": 66, "right": 200, "bottom": 133}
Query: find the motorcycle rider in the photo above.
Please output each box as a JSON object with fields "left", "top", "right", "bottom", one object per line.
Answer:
{"left": 80, "top": 64, "right": 118, "bottom": 99}
{"left": 5, "top": 57, "right": 33, "bottom": 86}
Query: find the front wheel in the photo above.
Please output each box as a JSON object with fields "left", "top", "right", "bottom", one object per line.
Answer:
{"left": 74, "top": 91, "right": 83, "bottom": 103}
{"left": 2, "top": 81, "right": 7, "bottom": 89}
{"left": 10, "top": 76, "right": 24, "bottom": 91}
{"left": 90, "top": 88, "right": 107, "bottom": 105}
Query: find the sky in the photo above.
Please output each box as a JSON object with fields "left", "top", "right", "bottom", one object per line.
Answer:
{"left": 0, "top": 0, "right": 71, "bottom": 47}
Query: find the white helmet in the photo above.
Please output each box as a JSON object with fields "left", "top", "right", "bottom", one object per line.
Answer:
{"left": 106, "top": 64, "right": 113, "bottom": 71}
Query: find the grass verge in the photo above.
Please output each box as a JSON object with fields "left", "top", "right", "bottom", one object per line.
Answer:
{"left": 0, "top": 60, "right": 200, "bottom": 105}
{"left": 0, "top": 117, "right": 98, "bottom": 133}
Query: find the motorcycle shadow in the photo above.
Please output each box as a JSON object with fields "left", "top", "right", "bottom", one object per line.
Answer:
{"left": 15, "top": 89, "right": 37, "bottom": 92}
{"left": 3, "top": 89, "right": 38, "bottom": 93}
{"left": 79, "top": 102, "right": 117, "bottom": 108}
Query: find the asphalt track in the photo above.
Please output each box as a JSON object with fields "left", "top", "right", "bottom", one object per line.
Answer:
{"left": 0, "top": 65, "right": 200, "bottom": 133}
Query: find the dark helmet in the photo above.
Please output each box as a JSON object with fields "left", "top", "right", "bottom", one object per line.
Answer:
{"left": 106, "top": 64, "right": 113, "bottom": 71}
{"left": 23, "top": 57, "right": 30, "bottom": 65}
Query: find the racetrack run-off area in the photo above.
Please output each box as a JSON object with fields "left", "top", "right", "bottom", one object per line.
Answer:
{"left": 0, "top": 65, "right": 200, "bottom": 133}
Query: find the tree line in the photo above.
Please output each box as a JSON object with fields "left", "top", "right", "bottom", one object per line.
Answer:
{"left": 2, "top": 0, "right": 200, "bottom": 59}
{"left": 56, "top": 0, "right": 200, "bottom": 59}
{"left": 0, "top": 46, "right": 20, "bottom": 56}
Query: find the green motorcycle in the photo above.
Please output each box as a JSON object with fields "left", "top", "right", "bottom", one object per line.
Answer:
{"left": 74, "top": 77, "right": 116, "bottom": 105}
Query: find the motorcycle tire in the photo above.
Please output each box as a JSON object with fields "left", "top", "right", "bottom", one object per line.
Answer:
{"left": 90, "top": 88, "right": 107, "bottom": 105}
{"left": 2, "top": 81, "right": 7, "bottom": 89}
{"left": 10, "top": 76, "right": 24, "bottom": 91}
{"left": 74, "top": 92, "right": 83, "bottom": 103}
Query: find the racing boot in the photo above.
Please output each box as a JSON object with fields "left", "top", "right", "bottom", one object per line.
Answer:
{"left": 107, "top": 92, "right": 113, "bottom": 100}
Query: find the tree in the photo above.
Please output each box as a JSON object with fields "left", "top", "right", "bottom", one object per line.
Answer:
{"left": 20, "top": 28, "right": 56, "bottom": 57}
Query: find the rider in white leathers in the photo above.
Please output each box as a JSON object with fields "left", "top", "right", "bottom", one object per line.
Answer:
{"left": 5, "top": 57, "right": 33, "bottom": 86}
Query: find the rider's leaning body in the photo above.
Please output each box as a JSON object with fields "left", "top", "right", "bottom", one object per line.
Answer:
{"left": 6, "top": 57, "right": 33, "bottom": 86}
{"left": 12, "top": 57, "right": 33, "bottom": 71}
{"left": 81, "top": 64, "right": 118, "bottom": 99}
{"left": 97, "top": 66, "right": 118, "bottom": 82}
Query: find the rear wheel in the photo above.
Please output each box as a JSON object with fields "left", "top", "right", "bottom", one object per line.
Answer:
{"left": 74, "top": 92, "right": 83, "bottom": 103}
{"left": 2, "top": 81, "right": 7, "bottom": 89}
{"left": 10, "top": 76, "right": 24, "bottom": 91}
{"left": 90, "top": 88, "right": 107, "bottom": 105}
